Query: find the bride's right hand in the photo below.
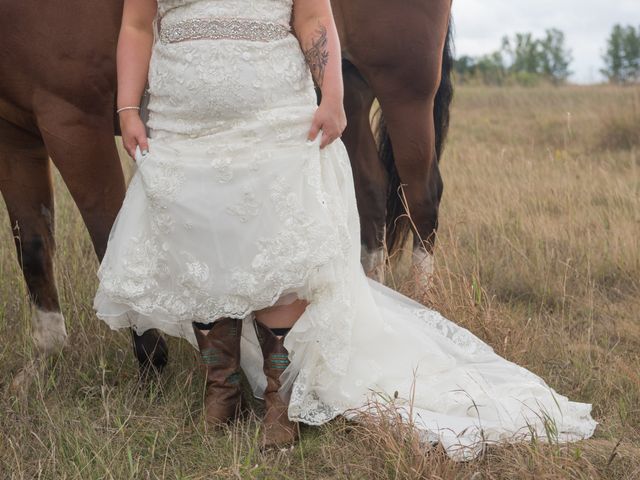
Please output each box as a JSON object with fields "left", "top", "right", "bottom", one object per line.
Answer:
{"left": 120, "top": 110, "right": 149, "bottom": 159}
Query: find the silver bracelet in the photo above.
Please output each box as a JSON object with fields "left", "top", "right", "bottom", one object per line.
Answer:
{"left": 116, "top": 106, "right": 141, "bottom": 114}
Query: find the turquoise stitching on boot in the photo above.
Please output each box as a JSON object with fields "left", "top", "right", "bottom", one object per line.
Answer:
{"left": 270, "top": 353, "right": 289, "bottom": 370}
{"left": 201, "top": 347, "right": 221, "bottom": 365}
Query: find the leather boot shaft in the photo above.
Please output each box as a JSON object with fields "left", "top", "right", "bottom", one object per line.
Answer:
{"left": 193, "top": 317, "right": 243, "bottom": 424}
{"left": 254, "top": 320, "right": 298, "bottom": 447}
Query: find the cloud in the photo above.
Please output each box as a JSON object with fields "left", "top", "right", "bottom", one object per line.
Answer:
{"left": 452, "top": 0, "right": 639, "bottom": 83}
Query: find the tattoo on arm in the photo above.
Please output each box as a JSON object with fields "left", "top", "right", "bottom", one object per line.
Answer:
{"left": 303, "top": 22, "right": 329, "bottom": 88}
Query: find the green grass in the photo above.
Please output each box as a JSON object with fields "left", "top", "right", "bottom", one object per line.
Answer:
{"left": 1, "top": 84, "right": 639, "bottom": 478}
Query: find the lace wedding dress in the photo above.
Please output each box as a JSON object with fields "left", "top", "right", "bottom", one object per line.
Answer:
{"left": 94, "top": 0, "right": 596, "bottom": 460}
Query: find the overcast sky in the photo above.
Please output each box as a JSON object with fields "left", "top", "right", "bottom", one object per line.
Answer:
{"left": 452, "top": 0, "right": 639, "bottom": 83}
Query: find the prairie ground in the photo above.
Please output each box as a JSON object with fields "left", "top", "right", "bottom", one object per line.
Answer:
{"left": 1, "top": 85, "right": 639, "bottom": 479}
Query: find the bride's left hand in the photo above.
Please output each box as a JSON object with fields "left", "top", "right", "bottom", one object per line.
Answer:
{"left": 308, "top": 98, "right": 347, "bottom": 149}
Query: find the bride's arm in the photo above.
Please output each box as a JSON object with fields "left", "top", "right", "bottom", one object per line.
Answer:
{"left": 292, "top": 0, "right": 346, "bottom": 148}
{"left": 117, "top": 0, "right": 157, "bottom": 158}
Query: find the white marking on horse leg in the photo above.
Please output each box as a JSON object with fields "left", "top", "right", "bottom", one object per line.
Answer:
{"left": 361, "top": 246, "right": 386, "bottom": 283}
{"left": 412, "top": 247, "right": 435, "bottom": 292}
{"left": 31, "top": 308, "right": 68, "bottom": 357}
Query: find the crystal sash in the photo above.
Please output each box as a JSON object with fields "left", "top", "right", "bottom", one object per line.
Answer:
{"left": 159, "top": 17, "right": 291, "bottom": 44}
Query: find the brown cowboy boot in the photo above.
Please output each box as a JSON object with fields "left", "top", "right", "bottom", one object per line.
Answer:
{"left": 193, "top": 318, "right": 243, "bottom": 425}
{"left": 254, "top": 320, "right": 298, "bottom": 447}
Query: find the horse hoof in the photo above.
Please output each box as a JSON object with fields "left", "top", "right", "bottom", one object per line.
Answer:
{"left": 31, "top": 309, "right": 68, "bottom": 357}
{"left": 9, "top": 322, "right": 67, "bottom": 397}
{"left": 361, "top": 247, "right": 386, "bottom": 283}
{"left": 132, "top": 329, "right": 169, "bottom": 375}
{"left": 412, "top": 250, "right": 435, "bottom": 295}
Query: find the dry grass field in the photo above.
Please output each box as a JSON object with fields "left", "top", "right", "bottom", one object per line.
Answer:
{"left": 1, "top": 84, "right": 639, "bottom": 479}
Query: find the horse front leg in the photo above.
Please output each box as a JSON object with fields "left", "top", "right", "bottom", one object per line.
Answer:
{"left": 342, "top": 61, "right": 388, "bottom": 282}
{"left": 368, "top": 84, "right": 444, "bottom": 293}
{"left": 388, "top": 101, "right": 442, "bottom": 289}
{"left": 38, "top": 100, "right": 168, "bottom": 375}
{"left": 0, "top": 117, "right": 67, "bottom": 392}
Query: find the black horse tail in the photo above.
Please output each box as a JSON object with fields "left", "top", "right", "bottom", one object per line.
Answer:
{"left": 434, "top": 20, "right": 454, "bottom": 169}
{"left": 376, "top": 19, "right": 454, "bottom": 257}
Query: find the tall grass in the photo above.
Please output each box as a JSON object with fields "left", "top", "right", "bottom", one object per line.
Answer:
{"left": 1, "top": 85, "right": 639, "bottom": 479}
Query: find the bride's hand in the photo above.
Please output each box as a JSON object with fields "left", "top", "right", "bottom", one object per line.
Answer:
{"left": 120, "top": 110, "right": 149, "bottom": 159}
{"left": 308, "top": 98, "right": 347, "bottom": 149}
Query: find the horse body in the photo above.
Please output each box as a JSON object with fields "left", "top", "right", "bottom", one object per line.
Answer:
{"left": 0, "top": 0, "right": 452, "bottom": 381}
{"left": 332, "top": 0, "right": 453, "bottom": 282}
{"left": 0, "top": 0, "right": 166, "bottom": 385}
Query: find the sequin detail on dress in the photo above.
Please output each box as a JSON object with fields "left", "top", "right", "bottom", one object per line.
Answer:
{"left": 160, "top": 17, "right": 291, "bottom": 44}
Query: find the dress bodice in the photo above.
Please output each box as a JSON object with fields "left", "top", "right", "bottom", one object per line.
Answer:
{"left": 158, "top": 0, "right": 294, "bottom": 26}
{"left": 147, "top": 0, "right": 313, "bottom": 138}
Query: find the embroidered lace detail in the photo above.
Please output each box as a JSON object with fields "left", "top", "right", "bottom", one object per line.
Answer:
{"left": 411, "top": 309, "right": 495, "bottom": 356}
{"left": 288, "top": 372, "right": 342, "bottom": 425}
{"left": 97, "top": 142, "right": 348, "bottom": 326}
{"left": 157, "top": 0, "right": 294, "bottom": 29}
{"left": 178, "top": 251, "right": 210, "bottom": 287}
{"left": 210, "top": 155, "right": 233, "bottom": 183}
{"left": 226, "top": 192, "right": 260, "bottom": 222}
{"left": 140, "top": 154, "right": 185, "bottom": 207}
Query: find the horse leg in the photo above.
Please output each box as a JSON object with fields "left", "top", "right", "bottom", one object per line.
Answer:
{"left": 342, "top": 61, "right": 388, "bottom": 282}
{"left": 366, "top": 77, "right": 444, "bottom": 289}
{"left": 0, "top": 117, "right": 67, "bottom": 391}
{"left": 37, "top": 101, "right": 168, "bottom": 374}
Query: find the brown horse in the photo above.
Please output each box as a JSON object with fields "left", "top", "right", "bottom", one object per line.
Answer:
{"left": 333, "top": 0, "right": 453, "bottom": 283}
{"left": 0, "top": 0, "right": 167, "bottom": 387}
{"left": 0, "top": 0, "right": 452, "bottom": 382}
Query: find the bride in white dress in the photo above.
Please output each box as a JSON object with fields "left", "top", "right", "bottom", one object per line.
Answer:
{"left": 94, "top": 0, "right": 596, "bottom": 459}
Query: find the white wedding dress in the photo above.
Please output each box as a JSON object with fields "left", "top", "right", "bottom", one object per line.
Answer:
{"left": 94, "top": 0, "right": 596, "bottom": 460}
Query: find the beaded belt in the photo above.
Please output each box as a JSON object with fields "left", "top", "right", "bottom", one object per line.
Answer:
{"left": 159, "top": 17, "right": 291, "bottom": 44}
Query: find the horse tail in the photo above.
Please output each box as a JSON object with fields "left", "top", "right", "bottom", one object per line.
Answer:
{"left": 434, "top": 20, "right": 454, "bottom": 164}
{"left": 378, "top": 18, "right": 455, "bottom": 257}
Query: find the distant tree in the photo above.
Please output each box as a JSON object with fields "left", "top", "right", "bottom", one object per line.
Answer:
{"left": 475, "top": 52, "right": 507, "bottom": 85}
{"left": 602, "top": 25, "right": 626, "bottom": 82}
{"left": 501, "top": 33, "right": 540, "bottom": 75}
{"left": 538, "top": 29, "right": 572, "bottom": 83}
{"left": 453, "top": 53, "right": 506, "bottom": 85}
{"left": 602, "top": 24, "right": 640, "bottom": 83}
{"left": 454, "top": 54, "right": 476, "bottom": 80}
{"left": 501, "top": 29, "right": 572, "bottom": 83}
{"left": 453, "top": 28, "right": 572, "bottom": 86}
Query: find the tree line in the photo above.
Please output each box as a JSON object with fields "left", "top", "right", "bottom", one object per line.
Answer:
{"left": 454, "top": 24, "right": 640, "bottom": 86}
